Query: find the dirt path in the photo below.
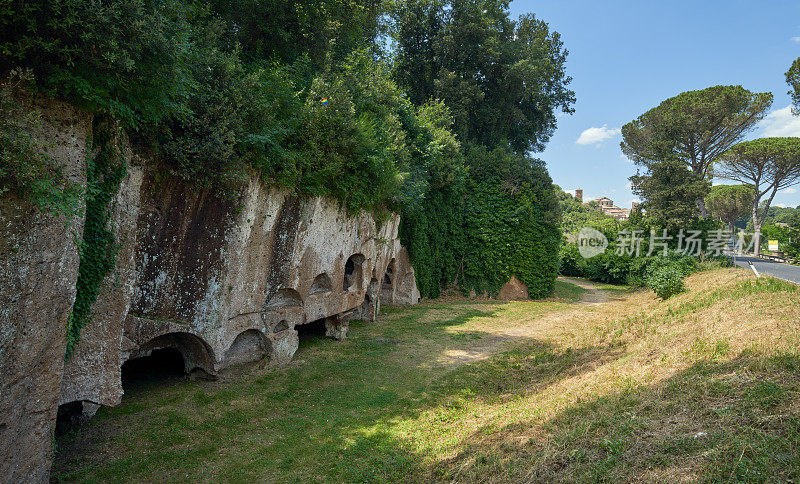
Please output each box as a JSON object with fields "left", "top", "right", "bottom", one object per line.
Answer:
{"left": 438, "top": 278, "right": 611, "bottom": 366}
{"left": 558, "top": 276, "right": 610, "bottom": 304}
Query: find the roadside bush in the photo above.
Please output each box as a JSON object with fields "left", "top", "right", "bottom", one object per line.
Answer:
{"left": 647, "top": 265, "right": 686, "bottom": 299}
{"left": 627, "top": 251, "right": 697, "bottom": 286}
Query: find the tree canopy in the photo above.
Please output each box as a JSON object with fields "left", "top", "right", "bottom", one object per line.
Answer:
{"left": 391, "top": 0, "right": 575, "bottom": 153}
{"left": 717, "top": 137, "right": 800, "bottom": 254}
{"left": 705, "top": 184, "right": 754, "bottom": 232}
{"left": 0, "top": 0, "right": 573, "bottom": 299}
{"left": 787, "top": 57, "right": 800, "bottom": 114}
{"left": 621, "top": 85, "right": 773, "bottom": 218}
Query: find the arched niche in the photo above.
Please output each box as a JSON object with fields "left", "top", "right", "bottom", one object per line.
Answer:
{"left": 382, "top": 258, "right": 395, "bottom": 291}
{"left": 222, "top": 329, "right": 270, "bottom": 367}
{"left": 266, "top": 288, "right": 304, "bottom": 311}
{"left": 310, "top": 273, "right": 332, "bottom": 295}
{"left": 122, "top": 332, "right": 216, "bottom": 387}
{"left": 343, "top": 254, "right": 365, "bottom": 291}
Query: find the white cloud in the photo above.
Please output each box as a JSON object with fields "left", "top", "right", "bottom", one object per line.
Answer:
{"left": 625, "top": 181, "right": 633, "bottom": 190}
{"left": 620, "top": 153, "right": 633, "bottom": 163}
{"left": 576, "top": 125, "right": 621, "bottom": 145}
{"left": 624, "top": 199, "right": 641, "bottom": 208}
{"left": 782, "top": 187, "right": 798, "bottom": 194}
{"left": 792, "top": 36, "right": 800, "bottom": 43}
{"left": 774, "top": 203, "right": 790, "bottom": 208}
{"left": 759, "top": 105, "right": 800, "bottom": 137}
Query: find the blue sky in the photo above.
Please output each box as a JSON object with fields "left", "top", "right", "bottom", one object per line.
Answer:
{"left": 509, "top": 0, "right": 800, "bottom": 208}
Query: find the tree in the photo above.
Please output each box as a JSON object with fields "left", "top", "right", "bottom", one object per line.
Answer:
{"left": 554, "top": 186, "right": 619, "bottom": 237}
{"left": 211, "top": 0, "right": 384, "bottom": 73}
{"left": 705, "top": 184, "right": 754, "bottom": 236}
{"left": 389, "top": 0, "right": 445, "bottom": 105}
{"left": 392, "top": 0, "right": 575, "bottom": 152}
{"left": 717, "top": 138, "right": 800, "bottom": 255}
{"left": 391, "top": 1, "right": 572, "bottom": 297}
{"left": 630, "top": 158, "right": 709, "bottom": 229}
{"left": 621, "top": 86, "right": 773, "bottom": 218}
{"left": 786, "top": 57, "right": 800, "bottom": 114}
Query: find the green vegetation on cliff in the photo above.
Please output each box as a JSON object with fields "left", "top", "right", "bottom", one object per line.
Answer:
{"left": 1, "top": 0, "right": 574, "bottom": 302}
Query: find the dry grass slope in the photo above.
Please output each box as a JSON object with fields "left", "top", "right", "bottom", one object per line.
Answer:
{"left": 54, "top": 271, "right": 800, "bottom": 482}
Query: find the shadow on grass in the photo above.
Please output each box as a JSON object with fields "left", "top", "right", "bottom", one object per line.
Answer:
{"left": 435, "top": 351, "right": 800, "bottom": 483}
{"left": 53, "top": 295, "right": 626, "bottom": 483}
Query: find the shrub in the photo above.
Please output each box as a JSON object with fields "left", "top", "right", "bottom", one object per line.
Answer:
{"left": 647, "top": 265, "right": 686, "bottom": 299}
{"left": 583, "top": 252, "right": 633, "bottom": 284}
{"left": 558, "top": 243, "right": 586, "bottom": 277}
{"left": 628, "top": 250, "right": 697, "bottom": 286}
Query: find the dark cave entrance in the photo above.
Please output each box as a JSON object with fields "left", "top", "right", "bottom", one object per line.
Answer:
{"left": 297, "top": 318, "right": 328, "bottom": 345}
{"left": 55, "top": 401, "right": 84, "bottom": 436}
{"left": 121, "top": 347, "right": 186, "bottom": 392}
{"left": 343, "top": 254, "right": 365, "bottom": 291}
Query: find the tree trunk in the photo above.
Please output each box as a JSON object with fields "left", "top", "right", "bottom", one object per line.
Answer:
{"left": 696, "top": 197, "right": 708, "bottom": 219}
{"left": 752, "top": 196, "right": 762, "bottom": 256}
{"left": 753, "top": 223, "right": 762, "bottom": 257}
{"left": 728, "top": 221, "right": 736, "bottom": 251}
{"left": 754, "top": 187, "right": 780, "bottom": 257}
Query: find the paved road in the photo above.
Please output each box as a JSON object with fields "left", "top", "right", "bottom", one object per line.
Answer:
{"left": 731, "top": 254, "right": 800, "bottom": 284}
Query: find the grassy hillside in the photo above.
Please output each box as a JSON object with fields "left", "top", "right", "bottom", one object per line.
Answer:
{"left": 54, "top": 271, "right": 800, "bottom": 482}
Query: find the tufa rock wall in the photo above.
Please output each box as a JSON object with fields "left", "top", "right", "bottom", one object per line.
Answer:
{"left": 59, "top": 156, "right": 420, "bottom": 412}
{"left": 2, "top": 97, "right": 420, "bottom": 482}
{"left": 0, "top": 97, "right": 91, "bottom": 483}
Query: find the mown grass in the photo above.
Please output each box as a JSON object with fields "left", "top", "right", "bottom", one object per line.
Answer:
{"left": 54, "top": 271, "right": 800, "bottom": 482}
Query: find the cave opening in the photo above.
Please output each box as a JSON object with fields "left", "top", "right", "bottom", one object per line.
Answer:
{"left": 342, "top": 254, "right": 365, "bottom": 291}
{"left": 296, "top": 318, "right": 327, "bottom": 345}
{"left": 55, "top": 401, "right": 83, "bottom": 436}
{"left": 121, "top": 347, "right": 186, "bottom": 392}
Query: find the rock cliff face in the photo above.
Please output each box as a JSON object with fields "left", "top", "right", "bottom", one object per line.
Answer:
{"left": 0, "top": 97, "right": 91, "bottom": 483}
{"left": 1, "top": 100, "right": 419, "bottom": 482}
{"left": 61, "top": 160, "right": 420, "bottom": 409}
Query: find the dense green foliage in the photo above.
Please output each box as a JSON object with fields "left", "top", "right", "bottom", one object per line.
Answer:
{"left": 555, "top": 187, "right": 619, "bottom": 237}
{"left": 459, "top": 146, "right": 561, "bottom": 297}
{"left": 391, "top": 0, "right": 573, "bottom": 298}
{"left": 705, "top": 184, "right": 754, "bottom": 232}
{"left": 2, "top": 1, "right": 572, "bottom": 314}
{"left": 562, "top": 244, "right": 724, "bottom": 300}
{"left": 0, "top": 0, "right": 408, "bottom": 210}
{"left": 718, "top": 138, "right": 800, "bottom": 253}
{"left": 629, "top": 158, "right": 709, "bottom": 229}
{"left": 390, "top": 0, "right": 575, "bottom": 153}
{"left": 646, "top": 265, "right": 686, "bottom": 299}
{"left": 622, "top": 85, "right": 772, "bottom": 220}
{"left": 752, "top": 204, "right": 800, "bottom": 228}
{"left": 759, "top": 224, "right": 800, "bottom": 258}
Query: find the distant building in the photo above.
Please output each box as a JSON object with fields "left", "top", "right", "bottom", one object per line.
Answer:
{"left": 588, "top": 196, "right": 631, "bottom": 221}
{"left": 563, "top": 188, "right": 633, "bottom": 221}
{"left": 564, "top": 189, "right": 583, "bottom": 203}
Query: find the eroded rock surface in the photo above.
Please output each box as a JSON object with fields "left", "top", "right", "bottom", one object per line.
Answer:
{"left": 61, "top": 162, "right": 420, "bottom": 405}
{"left": 3, "top": 99, "right": 420, "bottom": 482}
{"left": 498, "top": 276, "right": 530, "bottom": 300}
{"left": 0, "top": 97, "right": 90, "bottom": 483}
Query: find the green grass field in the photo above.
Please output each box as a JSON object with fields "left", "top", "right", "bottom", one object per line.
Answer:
{"left": 54, "top": 270, "right": 800, "bottom": 482}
